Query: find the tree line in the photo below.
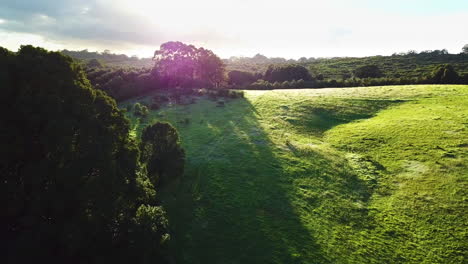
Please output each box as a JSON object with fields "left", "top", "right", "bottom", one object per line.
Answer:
{"left": 226, "top": 46, "right": 468, "bottom": 80}
{"left": 229, "top": 64, "right": 468, "bottom": 90}
{"left": 65, "top": 43, "right": 468, "bottom": 102}
{"left": 1, "top": 46, "right": 184, "bottom": 264}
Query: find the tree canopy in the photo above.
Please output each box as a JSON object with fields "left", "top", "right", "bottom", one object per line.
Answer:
{"left": 430, "top": 64, "right": 460, "bottom": 84}
{"left": 228, "top": 70, "right": 258, "bottom": 85}
{"left": 153, "top": 41, "right": 225, "bottom": 88}
{"left": 353, "top": 65, "right": 384, "bottom": 78}
{"left": 1, "top": 46, "right": 183, "bottom": 264}
{"left": 140, "top": 122, "right": 185, "bottom": 186}
{"left": 264, "top": 64, "right": 313, "bottom": 82}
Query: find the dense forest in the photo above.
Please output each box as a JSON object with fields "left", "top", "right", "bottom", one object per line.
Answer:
{"left": 1, "top": 46, "right": 184, "bottom": 264}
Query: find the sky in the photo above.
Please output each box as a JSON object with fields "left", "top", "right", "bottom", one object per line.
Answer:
{"left": 0, "top": 0, "right": 467, "bottom": 59}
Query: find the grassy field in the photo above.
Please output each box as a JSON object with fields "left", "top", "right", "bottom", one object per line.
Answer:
{"left": 122, "top": 85, "right": 468, "bottom": 264}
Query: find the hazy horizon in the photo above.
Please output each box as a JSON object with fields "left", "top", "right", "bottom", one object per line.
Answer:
{"left": 1, "top": 0, "right": 467, "bottom": 59}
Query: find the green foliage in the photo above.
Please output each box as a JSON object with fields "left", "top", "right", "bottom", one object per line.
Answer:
{"left": 85, "top": 67, "right": 157, "bottom": 101}
{"left": 132, "top": 205, "right": 170, "bottom": 263}
{"left": 61, "top": 49, "right": 153, "bottom": 68}
{"left": 134, "top": 102, "right": 149, "bottom": 116}
{"left": 430, "top": 64, "right": 460, "bottom": 84}
{"left": 353, "top": 64, "right": 383, "bottom": 78}
{"left": 227, "top": 51, "right": 468, "bottom": 83}
{"left": 264, "top": 64, "right": 312, "bottom": 82}
{"left": 245, "top": 79, "right": 308, "bottom": 89}
{"left": 140, "top": 122, "right": 185, "bottom": 186}
{"left": 154, "top": 41, "right": 225, "bottom": 89}
{"left": 228, "top": 70, "right": 257, "bottom": 85}
{"left": 1, "top": 46, "right": 181, "bottom": 264}
{"left": 126, "top": 104, "right": 133, "bottom": 111}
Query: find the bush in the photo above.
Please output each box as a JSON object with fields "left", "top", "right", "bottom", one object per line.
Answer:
{"left": 249, "top": 79, "right": 273, "bottom": 90}
{"left": 134, "top": 102, "right": 149, "bottom": 116}
{"left": 228, "top": 90, "right": 244, "bottom": 98}
{"left": 228, "top": 70, "right": 257, "bottom": 85}
{"left": 353, "top": 65, "right": 384, "bottom": 78}
{"left": 140, "top": 122, "right": 185, "bottom": 186}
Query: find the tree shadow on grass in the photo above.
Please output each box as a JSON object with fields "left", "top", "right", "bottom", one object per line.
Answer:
{"left": 159, "top": 96, "right": 376, "bottom": 264}
{"left": 283, "top": 98, "right": 407, "bottom": 136}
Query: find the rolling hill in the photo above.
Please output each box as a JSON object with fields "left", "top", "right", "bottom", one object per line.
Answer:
{"left": 122, "top": 85, "right": 468, "bottom": 263}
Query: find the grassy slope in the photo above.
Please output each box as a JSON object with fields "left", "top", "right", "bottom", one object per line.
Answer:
{"left": 122, "top": 85, "right": 468, "bottom": 264}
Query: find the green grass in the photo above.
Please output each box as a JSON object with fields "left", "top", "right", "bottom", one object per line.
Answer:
{"left": 122, "top": 85, "right": 468, "bottom": 263}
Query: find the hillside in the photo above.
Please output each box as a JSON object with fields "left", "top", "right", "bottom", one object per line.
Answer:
{"left": 121, "top": 85, "right": 468, "bottom": 263}
{"left": 227, "top": 53, "right": 468, "bottom": 80}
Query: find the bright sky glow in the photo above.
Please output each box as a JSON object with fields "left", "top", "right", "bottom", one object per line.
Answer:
{"left": 0, "top": 0, "right": 467, "bottom": 58}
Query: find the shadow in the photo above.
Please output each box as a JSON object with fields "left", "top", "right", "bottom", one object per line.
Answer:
{"left": 283, "top": 98, "right": 407, "bottom": 136}
{"left": 158, "top": 96, "right": 376, "bottom": 263}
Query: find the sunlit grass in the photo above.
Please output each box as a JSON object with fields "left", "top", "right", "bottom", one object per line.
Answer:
{"left": 122, "top": 85, "right": 468, "bottom": 263}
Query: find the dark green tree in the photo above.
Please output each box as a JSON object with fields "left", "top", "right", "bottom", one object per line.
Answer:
{"left": 353, "top": 65, "right": 383, "bottom": 78}
{"left": 140, "top": 122, "right": 185, "bottom": 186}
{"left": 264, "top": 64, "right": 313, "bottom": 82}
{"left": 228, "top": 70, "right": 257, "bottom": 85}
{"left": 0, "top": 46, "right": 179, "bottom": 264}
{"left": 430, "top": 64, "right": 460, "bottom": 84}
{"left": 196, "top": 47, "right": 225, "bottom": 88}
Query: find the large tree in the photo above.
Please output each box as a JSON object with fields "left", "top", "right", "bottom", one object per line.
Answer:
{"left": 1, "top": 46, "right": 181, "bottom": 264}
{"left": 153, "top": 41, "right": 225, "bottom": 88}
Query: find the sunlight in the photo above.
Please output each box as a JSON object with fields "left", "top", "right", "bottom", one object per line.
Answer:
{"left": 110, "top": 0, "right": 468, "bottom": 58}
{"left": 2, "top": 1, "right": 467, "bottom": 263}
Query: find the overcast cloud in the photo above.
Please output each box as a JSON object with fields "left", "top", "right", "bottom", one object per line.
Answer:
{"left": 0, "top": 0, "right": 467, "bottom": 58}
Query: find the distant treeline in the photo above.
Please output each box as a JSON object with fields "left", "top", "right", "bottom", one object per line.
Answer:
{"left": 62, "top": 45, "right": 468, "bottom": 101}
{"left": 229, "top": 64, "right": 468, "bottom": 90}
{"left": 226, "top": 49, "right": 468, "bottom": 80}
{"left": 61, "top": 49, "right": 153, "bottom": 68}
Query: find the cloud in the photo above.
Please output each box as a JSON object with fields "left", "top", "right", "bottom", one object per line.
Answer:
{"left": 0, "top": 0, "right": 467, "bottom": 58}
{"left": 0, "top": 0, "right": 163, "bottom": 45}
